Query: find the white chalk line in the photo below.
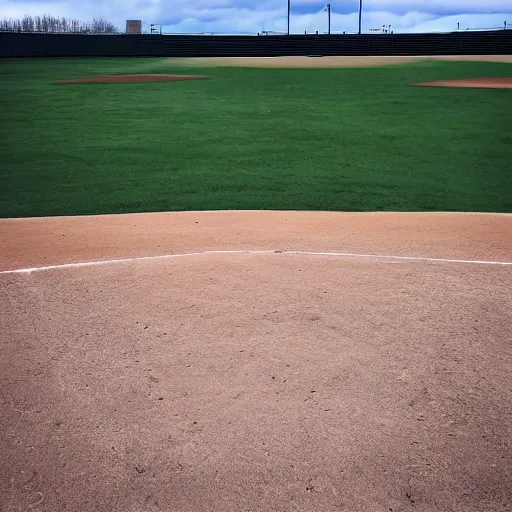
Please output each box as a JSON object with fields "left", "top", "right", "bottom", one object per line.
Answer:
{"left": 1, "top": 250, "right": 511, "bottom": 275}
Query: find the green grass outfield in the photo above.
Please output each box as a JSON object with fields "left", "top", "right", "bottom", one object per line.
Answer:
{"left": 1, "top": 57, "right": 511, "bottom": 217}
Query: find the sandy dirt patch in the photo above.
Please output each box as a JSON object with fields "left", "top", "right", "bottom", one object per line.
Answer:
{"left": 55, "top": 74, "right": 212, "bottom": 84}
{"left": 1, "top": 211, "right": 511, "bottom": 271}
{"left": 1, "top": 212, "right": 511, "bottom": 511}
{"left": 412, "top": 77, "right": 512, "bottom": 89}
{"left": 172, "top": 55, "right": 512, "bottom": 68}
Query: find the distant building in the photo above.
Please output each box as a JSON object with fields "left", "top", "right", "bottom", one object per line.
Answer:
{"left": 126, "top": 20, "right": 142, "bottom": 34}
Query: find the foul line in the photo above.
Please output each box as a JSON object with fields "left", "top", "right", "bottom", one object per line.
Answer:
{"left": 1, "top": 250, "right": 511, "bottom": 275}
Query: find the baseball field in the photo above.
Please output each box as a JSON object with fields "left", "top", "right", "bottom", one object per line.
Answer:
{"left": 1, "top": 56, "right": 512, "bottom": 217}
{"left": 1, "top": 56, "right": 512, "bottom": 512}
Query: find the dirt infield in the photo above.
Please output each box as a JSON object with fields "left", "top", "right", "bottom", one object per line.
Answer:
{"left": 173, "top": 55, "right": 512, "bottom": 68}
{"left": 55, "top": 74, "right": 212, "bottom": 84}
{"left": 412, "top": 77, "right": 512, "bottom": 89}
{"left": 1, "top": 211, "right": 511, "bottom": 271}
{"left": 1, "top": 211, "right": 512, "bottom": 511}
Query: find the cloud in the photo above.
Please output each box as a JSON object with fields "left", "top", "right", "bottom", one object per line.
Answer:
{"left": 0, "top": 0, "right": 511, "bottom": 34}
{"left": 358, "top": 0, "right": 508, "bottom": 16}
{"left": 405, "top": 12, "right": 511, "bottom": 33}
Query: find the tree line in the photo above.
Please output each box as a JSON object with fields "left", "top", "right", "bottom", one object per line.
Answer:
{"left": 0, "top": 15, "right": 119, "bottom": 34}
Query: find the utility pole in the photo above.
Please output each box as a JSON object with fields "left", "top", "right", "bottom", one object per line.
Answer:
{"left": 327, "top": 4, "right": 331, "bottom": 35}
{"left": 358, "top": 0, "right": 363, "bottom": 35}
{"left": 288, "top": 0, "right": 291, "bottom": 35}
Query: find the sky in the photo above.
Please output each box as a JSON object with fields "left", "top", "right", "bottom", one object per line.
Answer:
{"left": 1, "top": 0, "right": 511, "bottom": 34}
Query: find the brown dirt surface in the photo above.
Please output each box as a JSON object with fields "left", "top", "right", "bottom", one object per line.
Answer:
{"left": 173, "top": 55, "right": 512, "bottom": 68}
{"left": 1, "top": 211, "right": 511, "bottom": 271}
{"left": 412, "top": 77, "right": 512, "bottom": 89}
{"left": 1, "top": 211, "right": 512, "bottom": 512}
{"left": 55, "top": 74, "right": 212, "bottom": 84}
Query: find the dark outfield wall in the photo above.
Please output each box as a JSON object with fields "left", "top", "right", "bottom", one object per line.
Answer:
{"left": 1, "top": 30, "right": 512, "bottom": 58}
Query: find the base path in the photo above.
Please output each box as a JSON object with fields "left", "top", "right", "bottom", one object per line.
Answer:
{"left": 174, "top": 55, "right": 512, "bottom": 68}
{"left": 1, "top": 212, "right": 511, "bottom": 512}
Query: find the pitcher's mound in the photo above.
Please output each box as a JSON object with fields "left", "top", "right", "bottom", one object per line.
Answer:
{"left": 412, "top": 77, "right": 512, "bottom": 89}
{"left": 55, "top": 74, "right": 212, "bottom": 84}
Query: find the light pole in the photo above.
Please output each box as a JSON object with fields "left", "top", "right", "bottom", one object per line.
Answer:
{"left": 358, "top": 0, "right": 363, "bottom": 35}
{"left": 288, "top": 0, "right": 290, "bottom": 35}
{"left": 327, "top": 3, "right": 331, "bottom": 35}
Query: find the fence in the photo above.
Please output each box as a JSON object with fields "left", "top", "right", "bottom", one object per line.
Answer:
{"left": 1, "top": 30, "right": 512, "bottom": 58}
